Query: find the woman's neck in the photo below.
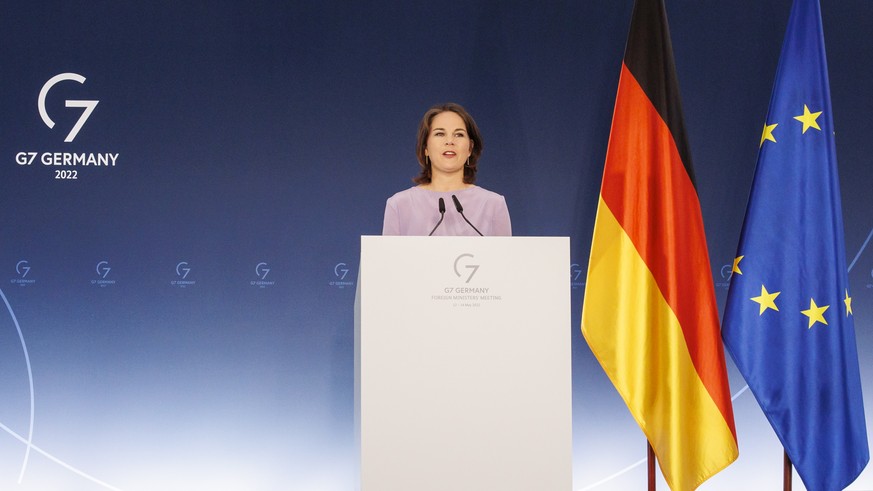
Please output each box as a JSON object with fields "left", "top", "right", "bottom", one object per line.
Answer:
{"left": 421, "top": 174, "right": 469, "bottom": 192}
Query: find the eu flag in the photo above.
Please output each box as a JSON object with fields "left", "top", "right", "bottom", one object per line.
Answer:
{"left": 722, "top": 0, "right": 869, "bottom": 489}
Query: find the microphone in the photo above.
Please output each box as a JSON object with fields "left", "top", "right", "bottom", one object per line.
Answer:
{"left": 428, "top": 197, "right": 446, "bottom": 236}
{"left": 451, "top": 195, "right": 483, "bottom": 236}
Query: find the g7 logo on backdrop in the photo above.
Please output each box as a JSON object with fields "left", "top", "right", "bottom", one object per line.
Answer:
{"left": 176, "top": 262, "right": 191, "bottom": 279}
{"left": 16, "top": 260, "right": 31, "bottom": 278}
{"left": 256, "top": 262, "right": 271, "bottom": 280}
{"left": 334, "top": 263, "right": 349, "bottom": 280}
{"left": 38, "top": 73, "right": 99, "bottom": 142}
{"left": 96, "top": 261, "right": 111, "bottom": 279}
{"left": 570, "top": 263, "right": 583, "bottom": 282}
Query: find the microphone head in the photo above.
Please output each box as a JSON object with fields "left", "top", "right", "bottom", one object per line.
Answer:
{"left": 438, "top": 197, "right": 446, "bottom": 213}
{"left": 451, "top": 195, "right": 463, "bottom": 212}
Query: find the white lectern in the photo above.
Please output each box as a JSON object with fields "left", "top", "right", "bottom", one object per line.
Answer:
{"left": 355, "top": 236, "right": 571, "bottom": 491}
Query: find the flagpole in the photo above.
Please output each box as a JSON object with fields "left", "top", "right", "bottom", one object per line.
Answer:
{"left": 783, "top": 451, "right": 792, "bottom": 491}
{"left": 647, "top": 441, "right": 656, "bottom": 490}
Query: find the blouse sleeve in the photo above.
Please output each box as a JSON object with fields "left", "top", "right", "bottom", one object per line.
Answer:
{"left": 492, "top": 195, "right": 512, "bottom": 236}
{"left": 382, "top": 199, "right": 400, "bottom": 235}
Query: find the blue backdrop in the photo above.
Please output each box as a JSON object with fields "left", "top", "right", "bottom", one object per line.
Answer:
{"left": 2, "top": 1, "right": 871, "bottom": 489}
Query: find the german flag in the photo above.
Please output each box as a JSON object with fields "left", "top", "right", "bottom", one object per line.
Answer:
{"left": 581, "top": 0, "right": 738, "bottom": 489}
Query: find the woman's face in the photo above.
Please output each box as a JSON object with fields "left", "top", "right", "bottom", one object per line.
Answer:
{"left": 425, "top": 111, "right": 472, "bottom": 179}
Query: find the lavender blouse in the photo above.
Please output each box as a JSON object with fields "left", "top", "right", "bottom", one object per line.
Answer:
{"left": 382, "top": 186, "right": 512, "bottom": 236}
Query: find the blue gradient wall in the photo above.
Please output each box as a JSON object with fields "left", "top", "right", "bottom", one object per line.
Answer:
{"left": 1, "top": 1, "right": 871, "bottom": 489}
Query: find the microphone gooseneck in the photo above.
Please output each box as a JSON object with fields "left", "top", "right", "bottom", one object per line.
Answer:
{"left": 428, "top": 197, "right": 446, "bottom": 236}
{"left": 451, "top": 194, "right": 483, "bottom": 236}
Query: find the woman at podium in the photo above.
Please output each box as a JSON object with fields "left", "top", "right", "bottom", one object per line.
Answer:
{"left": 382, "top": 103, "right": 512, "bottom": 236}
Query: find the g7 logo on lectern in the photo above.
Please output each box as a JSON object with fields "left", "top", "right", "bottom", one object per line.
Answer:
{"left": 38, "top": 73, "right": 99, "bottom": 142}
{"left": 453, "top": 253, "right": 479, "bottom": 284}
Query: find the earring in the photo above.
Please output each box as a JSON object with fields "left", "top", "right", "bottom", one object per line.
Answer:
{"left": 465, "top": 158, "right": 471, "bottom": 167}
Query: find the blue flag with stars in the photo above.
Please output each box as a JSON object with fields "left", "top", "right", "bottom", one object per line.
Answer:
{"left": 722, "top": 0, "right": 869, "bottom": 489}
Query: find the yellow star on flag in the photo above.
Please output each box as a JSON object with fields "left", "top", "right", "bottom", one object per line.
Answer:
{"left": 845, "top": 290, "right": 853, "bottom": 316}
{"left": 793, "top": 104, "right": 823, "bottom": 134}
{"left": 760, "top": 123, "right": 778, "bottom": 147}
{"left": 750, "top": 285, "right": 780, "bottom": 315}
{"left": 732, "top": 255, "right": 744, "bottom": 275}
{"left": 801, "top": 298, "right": 829, "bottom": 328}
